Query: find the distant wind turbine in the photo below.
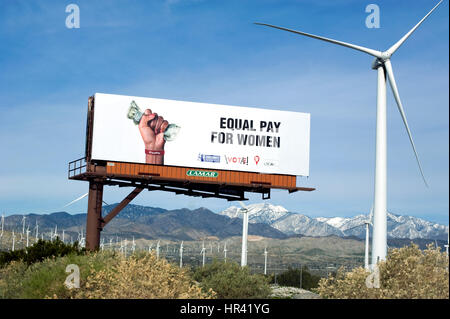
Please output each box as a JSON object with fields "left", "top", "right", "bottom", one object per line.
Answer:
{"left": 156, "top": 240, "right": 160, "bottom": 259}
{"left": 12, "top": 231, "right": 15, "bottom": 251}
{"left": 223, "top": 241, "right": 228, "bottom": 263}
{"left": 264, "top": 246, "right": 268, "bottom": 275}
{"left": 255, "top": 0, "right": 443, "bottom": 264}
{"left": 180, "top": 241, "right": 184, "bottom": 268}
{"left": 238, "top": 201, "right": 249, "bottom": 267}
{"left": 365, "top": 207, "right": 374, "bottom": 270}
{"left": 20, "top": 216, "right": 26, "bottom": 242}
{"left": 445, "top": 232, "right": 449, "bottom": 256}
{"left": 26, "top": 226, "right": 30, "bottom": 248}
{"left": 0, "top": 214, "right": 4, "bottom": 239}
{"left": 200, "top": 241, "right": 206, "bottom": 267}
{"left": 132, "top": 237, "right": 136, "bottom": 254}
{"left": 34, "top": 222, "right": 39, "bottom": 241}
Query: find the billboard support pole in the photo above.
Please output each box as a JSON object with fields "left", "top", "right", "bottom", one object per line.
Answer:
{"left": 85, "top": 180, "right": 104, "bottom": 251}
{"left": 101, "top": 187, "right": 143, "bottom": 228}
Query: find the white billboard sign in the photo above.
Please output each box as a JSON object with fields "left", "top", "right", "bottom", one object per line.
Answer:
{"left": 91, "top": 93, "right": 310, "bottom": 176}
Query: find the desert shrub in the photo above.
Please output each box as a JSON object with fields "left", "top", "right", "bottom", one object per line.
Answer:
{"left": 193, "top": 259, "right": 271, "bottom": 299}
{"left": 316, "top": 244, "right": 449, "bottom": 299}
{"left": 73, "top": 253, "right": 214, "bottom": 299}
{"left": 0, "top": 239, "right": 84, "bottom": 267}
{"left": 275, "top": 266, "right": 321, "bottom": 290}
{"left": 0, "top": 252, "right": 111, "bottom": 299}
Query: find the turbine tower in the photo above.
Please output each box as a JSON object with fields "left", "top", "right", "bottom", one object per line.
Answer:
{"left": 12, "top": 231, "right": 15, "bottom": 251}
{"left": 21, "top": 216, "right": 26, "bottom": 242}
{"left": 156, "top": 240, "right": 160, "bottom": 259}
{"left": 26, "top": 226, "right": 30, "bottom": 248}
{"left": 180, "top": 241, "right": 184, "bottom": 268}
{"left": 34, "top": 222, "right": 39, "bottom": 241}
{"left": 200, "top": 241, "right": 206, "bottom": 267}
{"left": 365, "top": 206, "right": 374, "bottom": 270}
{"left": 264, "top": 246, "right": 268, "bottom": 275}
{"left": 238, "top": 201, "right": 249, "bottom": 267}
{"left": 445, "top": 232, "right": 449, "bottom": 256}
{"left": 1, "top": 214, "right": 4, "bottom": 239}
{"left": 255, "top": 1, "right": 442, "bottom": 264}
{"left": 223, "top": 241, "right": 228, "bottom": 262}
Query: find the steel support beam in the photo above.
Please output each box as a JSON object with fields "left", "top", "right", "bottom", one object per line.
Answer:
{"left": 101, "top": 187, "right": 143, "bottom": 227}
{"left": 85, "top": 181, "right": 104, "bottom": 251}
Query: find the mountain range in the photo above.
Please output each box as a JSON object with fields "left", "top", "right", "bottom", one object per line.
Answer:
{"left": 218, "top": 203, "right": 449, "bottom": 240}
{"left": 2, "top": 203, "right": 448, "bottom": 241}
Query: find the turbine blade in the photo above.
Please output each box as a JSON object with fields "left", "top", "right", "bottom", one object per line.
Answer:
{"left": 238, "top": 201, "right": 247, "bottom": 209}
{"left": 386, "top": 0, "right": 443, "bottom": 56}
{"left": 63, "top": 192, "right": 89, "bottom": 208}
{"left": 254, "top": 22, "right": 382, "bottom": 58}
{"left": 384, "top": 60, "right": 428, "bottom": 187}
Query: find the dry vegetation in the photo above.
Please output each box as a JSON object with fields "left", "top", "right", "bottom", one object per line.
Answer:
{"left": 316, "top": 244, "right": 449, "bottom": 299}
{"left": 72, "top": 253, "right": 215, "bottom": 299}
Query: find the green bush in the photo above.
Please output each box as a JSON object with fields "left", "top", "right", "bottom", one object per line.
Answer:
{"left": 193, "top": 259, "right": 271, "bottom": 299}
{"left": 0, "top": 251, "right": 214, "bottom": 299}
{"left": 316, "top": 243, "right": 449, "bottom": 299}
{"left": 275, "top": 266, "right": 321, "bottom": 290}
{"left": 0, "top": 239, "right": 84, "bottom": 267}
{"left": 0, "top": 252, "right": 112, "bottom": 299}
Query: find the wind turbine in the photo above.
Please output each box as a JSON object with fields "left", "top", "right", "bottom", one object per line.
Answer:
{"left": 34, "top": 222, "right": 39, "bottom": 241}
{"left": 238, "top": 201, "right": 249, "bottom": 267}
{"left": 20, "top": 216, "right": 26, "bottom": 242}
{"left": 156, "top": 240, "right": 160, "bottom": 259}
{"left": 223, "top": 241, "right": 228, "bottom": 262}
{"left": 255, "top": 1, "right": 443, "bottom": 264}
{"left": 445, "top": 232, "right": 449, "bottom": 256}
{"left": 200, "top": 240, "right": 206, "bottom": 267}
{"left": 0, "top": 214, "right": 4, "bottom": 239}
{"left": 26, "top": 226, "right": 30, "bottom": 248}
{"left": 132, "top": 237, "right": 136, "bottom": 254}
{"left": 180, "top": 241, "right": 184, "bottom": 268}
{"left": 365, "top": 207, "right": 374, "bottom": 270}
{"left": 264, "top": 246, "right": 268, "bottom": 275}
{"left": 120, "top": 239, "right": 124, "bottom": 254}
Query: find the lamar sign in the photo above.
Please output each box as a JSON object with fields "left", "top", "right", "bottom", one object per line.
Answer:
{"left": 186, "top": 170, "right": 219, "bottom": 178}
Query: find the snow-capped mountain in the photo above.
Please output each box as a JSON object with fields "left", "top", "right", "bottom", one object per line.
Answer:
{"left": 220, "top": 203, "right": 289, "bottom": 225}
{"left": 217, "top": 203, "right": 449, "bottom": 240}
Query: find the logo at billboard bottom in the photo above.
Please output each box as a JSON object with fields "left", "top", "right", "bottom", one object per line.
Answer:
{"left": 186, "top": 170, "right": 219, "bottom": 178}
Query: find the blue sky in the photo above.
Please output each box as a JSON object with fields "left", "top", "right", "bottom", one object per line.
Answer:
{"left": 0, "top": 0, "right": 448, "bottom": 224}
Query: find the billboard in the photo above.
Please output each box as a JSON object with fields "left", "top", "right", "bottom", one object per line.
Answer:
{"left": 90, "top": 93, "right": 310, "bottom": 176}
